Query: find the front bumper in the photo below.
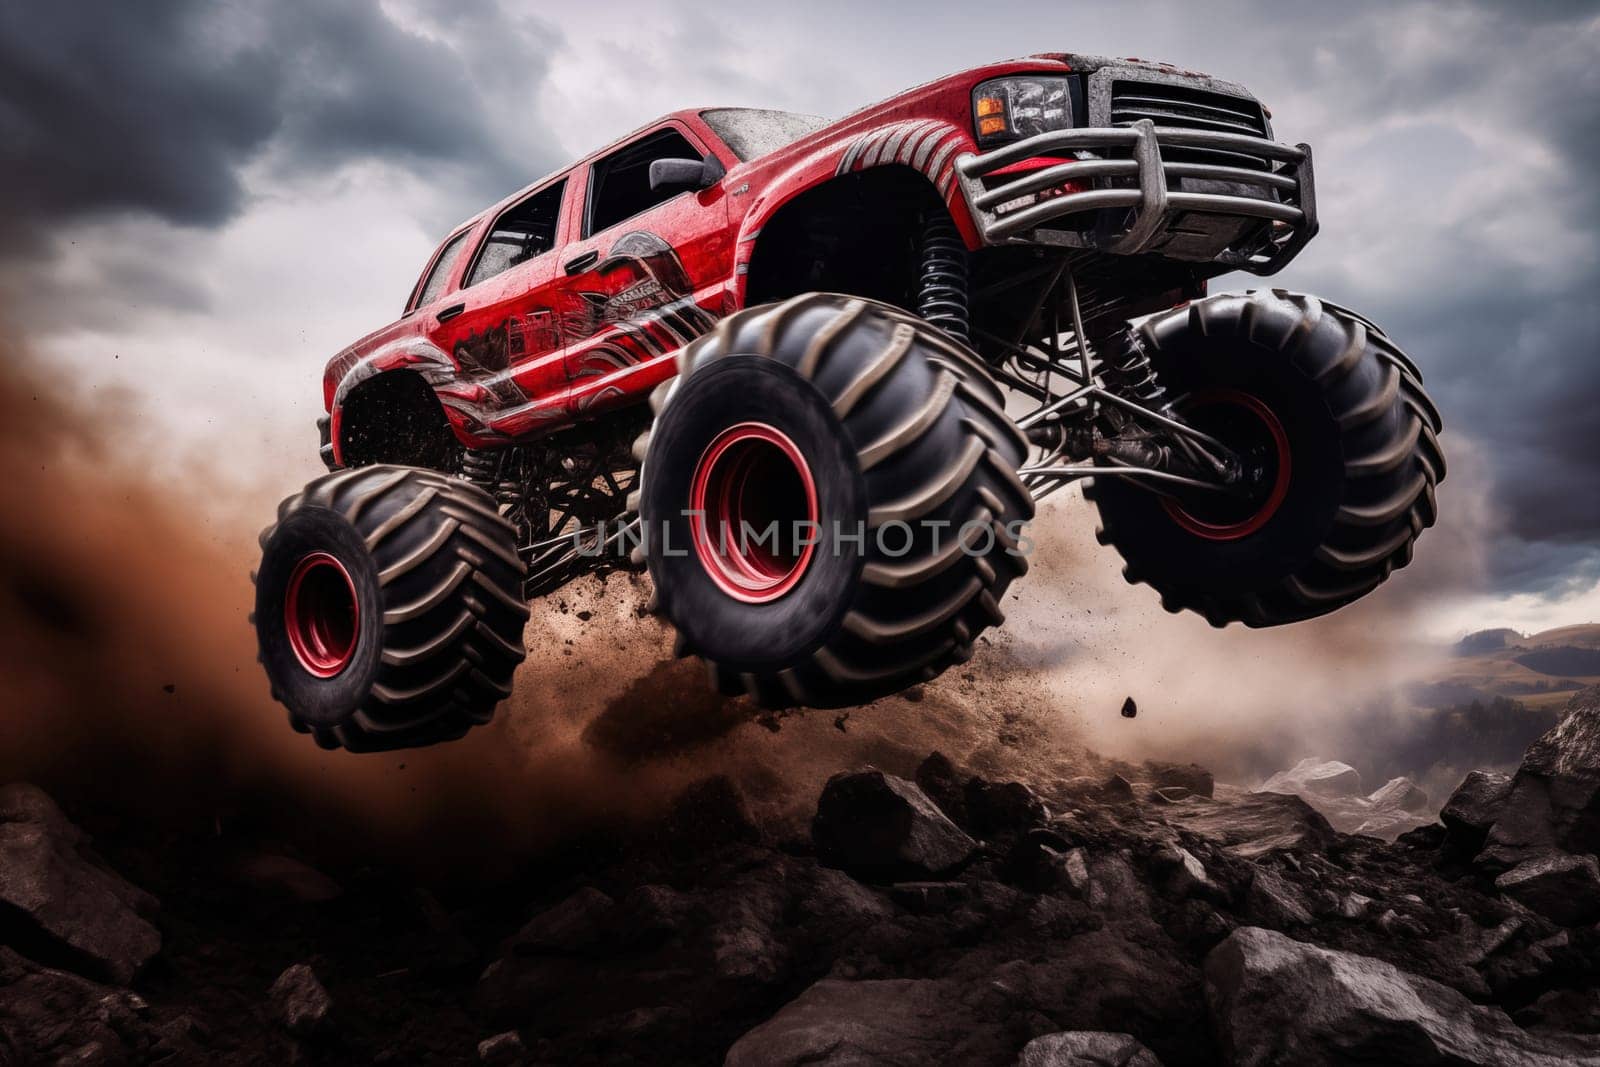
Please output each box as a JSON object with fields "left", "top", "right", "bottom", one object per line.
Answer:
{"left": 954, "top": 118, "right": 1317, "bottom": 275}
{"left": 317, "top": 413, "right": 338, "bottom": 471}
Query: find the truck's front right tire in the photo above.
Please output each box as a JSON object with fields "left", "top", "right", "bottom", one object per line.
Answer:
{"left": 633, "top": 293, "right": 1033, "bottom": 709}
{"left": 254, "top": 465, "right": 528, "bottom": 752}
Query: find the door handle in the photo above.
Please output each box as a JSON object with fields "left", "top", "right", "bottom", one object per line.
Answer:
{"left": 563, "top": 250, "right": 599, "bottom": 275}
{"left": 436, "top": 303, "right": 465, "bottom": 323}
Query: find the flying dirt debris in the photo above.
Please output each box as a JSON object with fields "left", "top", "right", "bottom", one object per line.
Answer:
{"left": 250, "top": 52, "right": 1444, "bottom": 753}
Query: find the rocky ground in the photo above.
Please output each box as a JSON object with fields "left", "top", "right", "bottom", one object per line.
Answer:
{"left": 3, "top": 688, "right": 1600, "bottom": 1066}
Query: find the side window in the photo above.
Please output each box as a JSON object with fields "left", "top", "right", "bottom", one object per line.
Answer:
{"left": 586, "top": 128, "right": 703, "bottom": 237}
{"left": 412, "top": 229, "right": 472, "bottom": 311}
{"left": 465, "top": 179, "right": 567, "bottom": 288}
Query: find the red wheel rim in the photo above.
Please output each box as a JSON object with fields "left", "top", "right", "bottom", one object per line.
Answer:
{"left": 689, "top": 422, "right": 819, "bottom": 604}
{"left": 283, "top": 552, "right": 360, "bottom": 677}
{"left": 1162, "top": 389, "right": 1292, "bottom": 542}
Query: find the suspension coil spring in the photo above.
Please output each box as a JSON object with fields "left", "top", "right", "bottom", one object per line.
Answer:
{"left": 1100, "top": 329, "right": 1171, "bottom": 412}
{"left": 460, "top": 447, "right": 514, "bottom": 505}
{"left": 917, "top": 214, "right": 970, "bottom": 345}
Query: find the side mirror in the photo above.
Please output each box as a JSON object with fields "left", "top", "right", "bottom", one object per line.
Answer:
{"left": 649, "top": 155, "right": 725, "bottom": 192}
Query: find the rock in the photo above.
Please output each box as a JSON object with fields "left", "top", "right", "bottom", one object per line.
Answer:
{"left": 1150, "top": 786, "right": 1191, "bottom": 804}
{"left": 507, "top": 887, "right": 615, "bottom": 955}
{"left": 1058, "top": 774, "right": 1136, "bottom": 804}
{"left": 1086, "top": 852, "right": 1151, "bottom": 915}
{"left": 1204, "top": 926, "right": 1600, "bottom": 1066}
{"left": 269, "top": 963, "right": 331, "bottom": 1038}
{"left": 1479, "top": 687, "right": 1600, "bottom": 869}
{"left": 1246, "top": 868, "right": 1312, "bottom": 926}
{"left": 914, "top": 752, "right": 968, "bottom": 827}
{"left": 1151, "top": 846, "right": 1212, "bottom": 899}
{"left": 1163, "top": 788, "right": 1337, "bottom": 859}
{"left": 1100, "top": 774, "right": 1136, "bottom": 803}
{"left": 0, "top": 783, "right": 161, "bottom": 984}
{"left": 1060, "top": 848, "right": 1091, "bottom": 897}
{"left": 1441, "top": 770, "right": 1514, "bottom": 849}
{"left": 965, "top": 778, "right": 1049, "bottom": 837}
{"left": 1374, "top": 907, "right": 1428, "bottom": 939}
{"left": 232, "top": 852, "right": 343, "bottom": 903}
{"left": 1516, "top": 987, "right": 1600, "bottom": 1034}
{"left": 0, "top": 946, "right": 150, "bottom": 1063}
{"left": 1495, "top": 852, "right": 1600, "bottom": 925}
{"left": 723, "top": 977, "right": 1010, "bottom": 1066}
{"left": 1142, "top": 760, "right": 1215, "bottom": 799}
{"left": 616, "top": 884, "right": 693, "bottom": 946}
{"left": 1367, "top": 776, "right": 1431, "bottom": 814}
{"left": 663, "top": 775, "right": 759, "bottom": 851}
{"left": 710, "top": 870, "right": 789, "bottom": 985}
{"left": 799, "top": 867, "right": 893, "bottom": 923}
{"left": 1461, "top": 916, "right": 1524, "bottom": 967}
{"left": 1335, "top": 891, "right": 1374, "bottom": 920}
{"left": 1000, "top": 829, "right": 1079, "bottom": 892}
{"left": 1258, "top": 758, "right": 1362, "bottom": 798}
{"left": 1016, "top": 1030, "right": 1164, "bottom": 1066}
{"left": 813, "top": 769, "right": 976, "bottom": 882}
{"left": 477, "top": 1030, "right": 525, "bottom": 1064}
{"left": 888, "top": 881, "right": 969, "bottom": 913}
{"left": 1523, "top": 685, "right": 1600, "bottom": 775}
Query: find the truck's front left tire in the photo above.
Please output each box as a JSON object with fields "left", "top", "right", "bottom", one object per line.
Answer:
{"left": 254, "top": 465, "right": 528, "bottom": 752}
{"left": 1085, "top": 289, "right": 1445, "bottom": 627}
{"left": 633, "top": 293, "right": 1033, "bottom": 709}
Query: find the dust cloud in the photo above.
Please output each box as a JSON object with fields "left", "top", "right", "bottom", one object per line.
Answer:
{"left": 0, "top": 344, "right": 1079, "bottom": 874}
{"left": 996, "top": 437, "right": 1492, "bottom": 784}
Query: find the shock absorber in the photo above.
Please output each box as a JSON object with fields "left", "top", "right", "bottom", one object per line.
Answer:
{"left": 460, "top": 446, "right": 500, "bottom": 491}
{"left": 460, "top": 447, "right": 524, "bottom": 516}
{"left": 1098, "top": 328, "right": 1171, "bottom": 413}
{"left": 917, "top": 213, "right": 970, "bottom": 345}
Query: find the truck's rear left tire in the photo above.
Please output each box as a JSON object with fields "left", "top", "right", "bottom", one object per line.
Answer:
{"left": 253, "top": 465, "right": 528, "bottom": 752}
{"left": 633, "top": 293, "right": 1033, "bottom": 708}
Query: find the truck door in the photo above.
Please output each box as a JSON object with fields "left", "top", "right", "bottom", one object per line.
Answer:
{"left": 556, "top": 123, "right": 734, "bottom": 420}
{"left": 424, "top": 178, "right": 572, "bottom": 440}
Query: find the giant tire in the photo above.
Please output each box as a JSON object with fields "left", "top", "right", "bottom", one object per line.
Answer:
{"left": 633, "top": 293, "right": 1034, "bottom": 708}
{"left": 253, "top": 465, "right": 529, "bottom": 752}
{"left": 1086, "top": 289, "right": 1444, "bottom": 627}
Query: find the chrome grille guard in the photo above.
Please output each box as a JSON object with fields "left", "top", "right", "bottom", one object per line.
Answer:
{"left": 954, "top": 119, "right": 1318, "bottom": 275}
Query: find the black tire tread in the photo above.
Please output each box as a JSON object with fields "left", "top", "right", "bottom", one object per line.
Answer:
{"left": 1087, "top": 289, "right": 1444, "bottom": 627}
{"left": 636, "top": 292, "right": 1032, "bottom": 707}
{"left": 255, "top": 465, "right": 527, "bottom": 751}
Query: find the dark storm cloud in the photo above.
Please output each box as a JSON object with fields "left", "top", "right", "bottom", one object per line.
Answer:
{"left": 1262, "top": 0, "right": 1600, "bottom": 595}
{"left": 0, "top": 0, "right": 548, "bottom": 248}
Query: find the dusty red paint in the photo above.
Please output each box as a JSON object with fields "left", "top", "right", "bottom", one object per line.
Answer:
{"left": 321, "top": 55, "right": 1099, "bottom": 461}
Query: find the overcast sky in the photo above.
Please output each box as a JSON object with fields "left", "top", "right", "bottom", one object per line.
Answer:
{"left": 1, "top": 0, "right": 1596, "bottom": 634}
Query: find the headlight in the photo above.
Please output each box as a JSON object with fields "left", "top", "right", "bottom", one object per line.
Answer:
{"left": 972, "top": 76, "right": 1073, "bottom": 147}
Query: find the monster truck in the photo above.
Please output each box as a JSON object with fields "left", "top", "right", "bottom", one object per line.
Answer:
{"left": 254, "top": 53, "right": 1444, "bottom": 752}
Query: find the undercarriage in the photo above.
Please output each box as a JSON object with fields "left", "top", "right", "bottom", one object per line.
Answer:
{"left": 463, "top": 254, "right": 1267, "bottom": 601}
{"left": 461, "top": 412, "right": 646, "bottom": 599}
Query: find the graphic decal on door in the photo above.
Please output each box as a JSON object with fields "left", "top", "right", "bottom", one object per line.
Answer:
{"left": 333, "top": 231, "right": 720, "bottom": 443}
{"left": 565, "top": 231, "right": 719, "bottom": 379}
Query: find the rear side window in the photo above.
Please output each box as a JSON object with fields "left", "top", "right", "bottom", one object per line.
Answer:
{"left": 412, "top": 229, "right": 472, "bottom": 311}
{"left": 586, "top": 128, "right": 703, "bottom": 237}
{"left": 466, "top": 179, "right": 567, "bottom": 288}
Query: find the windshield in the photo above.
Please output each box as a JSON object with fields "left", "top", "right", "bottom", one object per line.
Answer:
{"left": 701, "top": 108, "right": 828, "bottom": 162}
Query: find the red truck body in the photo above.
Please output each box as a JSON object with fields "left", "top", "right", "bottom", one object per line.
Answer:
{"left": 321, "top": 52, "right": 1308, "bottom": 467}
